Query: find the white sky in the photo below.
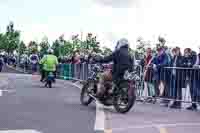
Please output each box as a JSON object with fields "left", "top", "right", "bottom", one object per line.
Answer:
{"left": 0, "top": 0, "right": 200, "bottom": 50}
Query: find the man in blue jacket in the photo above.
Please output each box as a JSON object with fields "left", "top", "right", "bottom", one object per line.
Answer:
{"left": 152, "top": 47, "right": 170, "bottom": 105}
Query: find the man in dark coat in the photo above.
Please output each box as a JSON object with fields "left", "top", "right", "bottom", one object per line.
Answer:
{"left": 169, "top": 48, "right": 183, "bottom": 109}
{"left": 182, "top": 48, "right": 197, "bottom": 110}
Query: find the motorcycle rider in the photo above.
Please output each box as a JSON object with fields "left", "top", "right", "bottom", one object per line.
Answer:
{"left": 94, "top": 38, "right": 134, "bottom": 98}
{"left": 39, "top": 49, "right": 58, "bottom": 82}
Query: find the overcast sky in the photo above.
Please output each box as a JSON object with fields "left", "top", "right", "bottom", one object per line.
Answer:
{"left": 0, "top": 0, "right": 200, "bottom": 50}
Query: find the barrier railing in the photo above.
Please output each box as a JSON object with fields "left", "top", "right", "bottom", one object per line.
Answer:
{"left": 12, "top": 62, "right": 200, "bottom": 104}
{"left": 138, "top": 66, "right": 200, "bottom": 104}
{"left": 14, "top": 63, "right": 90, "bottom": 81}
{"left": 56, "top": 63, "right": 89, "bottom": 81}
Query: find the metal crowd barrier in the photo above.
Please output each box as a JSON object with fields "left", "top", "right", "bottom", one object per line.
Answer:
{"left": 137, "top": 66, "right": 200, "bottom": 104}
{"left": 16, "top": 63, "right": 90, "bottom": 81}
{"left": 56, "top": 63, "right": 89, "bottom": 81}
{"left": 15, "top": 62, "right": 200, "bottom": 104}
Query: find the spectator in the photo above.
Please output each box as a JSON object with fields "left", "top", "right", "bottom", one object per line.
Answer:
{"left": 3, "top": 55, "right": 8, "bottom": 65}
{"left": 12, "top": 55, "right": 16, "bottom": 67}
{"left": 72, "top": 50, "right": 81, "bottom": 80}
{"left": 182, "top": 48, "right": 197, "bottom": 110}
{"left": 139, "top": 55, "right": 145, "bottom": 72}
{"left": 152, "top": 47, "right": 170, "bottom": 106}
{"left": 0, "top": 55, "right": 4, "bottom": 72}
{"left": 72, "top": 50, "right": 81, "bottom": 64}
{"left": 143, "top": 48, "right": 155, "bottom": 100}
{"left": 169, "top": 47, "right": 183, "bottom": 109}
{"left": 20, "top": 54, "right": 29, "bottom": 69}
{"left": 188, "top": 47, "right": 200, "bottom": 110}
{"left": 29, "top": 52, "right": 39, "bottom": 73}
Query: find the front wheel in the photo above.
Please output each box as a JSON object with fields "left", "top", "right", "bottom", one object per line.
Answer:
{"left": 113, "top": 82, "right": 136, "bottom": 113}
{"left": 80, "top": 82, "right": 93, "bottom": 106}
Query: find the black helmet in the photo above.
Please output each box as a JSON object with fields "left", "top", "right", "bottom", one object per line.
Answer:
{"left": 115, "top": 38, "right": 130, "bottom": 50}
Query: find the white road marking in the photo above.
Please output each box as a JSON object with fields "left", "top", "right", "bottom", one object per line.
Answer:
{"left": 65, "top": 81, "right": 82, "bottom": 90}
{"left": 0, "top": 89, "right": 15, "bottom": 92}
{"left": 0, "top": 89, "right": 16, "bottom": 97}
{"left": 72, "top": 83, "right": 82, "bottom": 90}
{"left": 0, "top": 80, "right": 9, "bottom": 96}
{"left": 112, "top": 122, "right": 200, "bottom": 131}
{"left": 67, "top": 81, "right": 106, "bottom": 131}
{"left": 94, "top": 101, "right": 105, "bottom": 131}
{"left": 0, "top": 129, "right": 42, "bottom": 133}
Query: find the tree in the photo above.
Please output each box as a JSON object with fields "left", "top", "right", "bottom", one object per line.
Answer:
{"left": 39, "top": 36, "right": 50, "bottom": 56}
{"left": 2, "top": 22, "right": 20, "bottom": 54}
{"left": 28, "top": 41, "right": 38, "bottom": 54}
{"left": 72, "top": 34, "right": 81, "bottom": 51}
{"left": 158, "top": 36, "right": 166, "bottom": 47}
{"left": 52, "top": 40, "right": 60, "bottom": 57}
{"left": 85, "top": 33, "right": 101, "bottom": 53}
{"left": 52, "top": 35, "right": 68, "bottom": 57}
{"left": 101, "top": 46, "right": 112, "bottom": 56}
{"left": 135, "top": 37, "right": 151, "bottom": 59}
{"left": 0, "top": 33, "right": 6, "bottom": 50}
{"left": 129, "top": 48, "right": 135, "bottom": 55}
{"left": 61, "top": 41, "right": 73, "bottom": 56}
{"left": 17, "top": 41, "right": 27, "bottom": 55}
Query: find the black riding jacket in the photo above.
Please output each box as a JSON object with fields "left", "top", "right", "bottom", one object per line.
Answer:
{"left": 98, "top": 47, "right": 134, "bottom": 80}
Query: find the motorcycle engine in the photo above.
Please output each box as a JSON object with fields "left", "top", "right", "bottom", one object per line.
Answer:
{"left": 104, "top": 82, "right": 113, "bottom": 94}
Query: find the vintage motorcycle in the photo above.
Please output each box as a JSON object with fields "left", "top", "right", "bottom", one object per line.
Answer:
{"left": 80, "top": 63, "right": 140, "bottom": 113}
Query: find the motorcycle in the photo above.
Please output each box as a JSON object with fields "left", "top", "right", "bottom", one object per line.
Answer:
{"left": 44, "top": 72, "right": 55, "bottom": 88}
{"left": 80, "top": 63, "right": 140, "bottom": 113}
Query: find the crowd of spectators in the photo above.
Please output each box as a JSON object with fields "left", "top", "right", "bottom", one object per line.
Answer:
{"left": 142, "top": 43, "right": 200, "bottom": 111}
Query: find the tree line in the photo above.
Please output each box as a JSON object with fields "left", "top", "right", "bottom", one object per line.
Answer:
{"left": 0, "top": 22, "right": 114, "bottom": 58}
{"left": 0, "top": 21, "right": 165, "bottom": 60}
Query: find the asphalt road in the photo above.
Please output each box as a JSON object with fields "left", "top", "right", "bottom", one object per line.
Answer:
{"left": 106, "top": 103, "right": 200, "bottom": 133}
{"left": 1, "top": 65, "right": 200, "bottom": 133}
{"left": 0, "top": 72, "right": 96, "bottom": 133}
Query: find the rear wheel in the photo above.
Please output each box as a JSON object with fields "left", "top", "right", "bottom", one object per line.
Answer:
{"left": 80, "top": 82, "right": 93, "bottom": 106}
{"left": 113, "top": 82, "right": 136, "bottom": 113}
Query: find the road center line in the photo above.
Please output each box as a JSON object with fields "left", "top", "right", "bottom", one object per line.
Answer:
{"left": 95, "top": 101, "right": 105, "bottom": 131}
